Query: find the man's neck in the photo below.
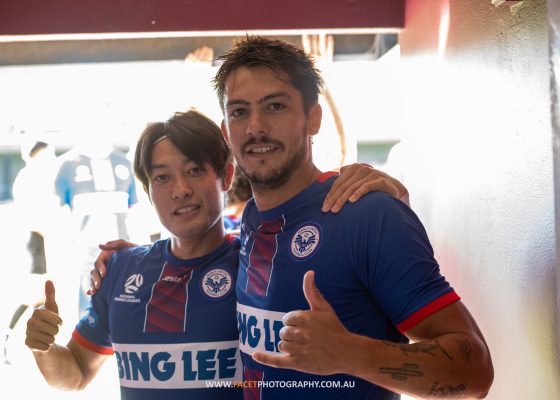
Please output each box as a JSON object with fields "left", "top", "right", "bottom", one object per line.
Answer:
{"left": 170, "top": 223, "right": 226, "bottom": 260}
{"left": 253, "top": 164, "right": 322, "bottom": 211}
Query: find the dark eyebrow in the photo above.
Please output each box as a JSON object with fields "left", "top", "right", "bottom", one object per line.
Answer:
{"left": 150, "top": 157, "right": 193, "bottom": 172}
{"left": 150, "top": 164, "right": 168, "bottom": 171}
{"left": 259, "top": 92, "right": 291, "bottom": 103}
{"left": 225, "top": 99, "right": 250, "bottom": 108}
{"left": 225, "top": 92, "right": 291, "bottom": 108}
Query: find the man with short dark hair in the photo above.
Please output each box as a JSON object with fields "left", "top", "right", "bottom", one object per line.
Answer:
{"left": 223, "top": 165, "right": 252, "bottom": 233}
{"left": 215, "top": 36, "right": 493, "bottom": 399}
{"left": 26, "top": 109, "right": 243, "bottom": 399}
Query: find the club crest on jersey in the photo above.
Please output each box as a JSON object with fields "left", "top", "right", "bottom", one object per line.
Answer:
{"left": 124, "top": 273, "right": 144, "bottom": 294}
{"left": 200, "top": 268, "right": 233, "bottom": 300}
{"left": 290, "top": 223, "right": 321, "bottom": 261}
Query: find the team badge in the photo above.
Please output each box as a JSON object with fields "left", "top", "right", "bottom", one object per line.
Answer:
{"left": 290, "top": 223, "right": 321, "bottom": 260}
{"left": 201, "top": 268, "right": 233, "bottom": 300}
{"left": 124, "top": 273, "right": 144, "bottom": 294}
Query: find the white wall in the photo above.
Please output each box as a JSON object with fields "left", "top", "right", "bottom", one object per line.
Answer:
{"left": 397, "top": 0, "right": 559, "bottom": 398}
{"left": 550, "top": 0, "right": 560, "bottom": 377}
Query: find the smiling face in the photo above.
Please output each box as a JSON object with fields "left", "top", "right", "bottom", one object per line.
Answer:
{"left": 221, "top": 66, "right": 321, "bottom": 195}
{"left": 148, "top": 138, "right": 232, "bottom": 255}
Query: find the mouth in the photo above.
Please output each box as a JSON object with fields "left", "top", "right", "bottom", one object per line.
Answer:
{"left": 173, "top": 204, "right": 200, "bottom": 215}
{"left": 246, "top": 144, "right": 279, "bottom": 155}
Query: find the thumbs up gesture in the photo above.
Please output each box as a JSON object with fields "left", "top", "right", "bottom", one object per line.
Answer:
{"left": 252, "top": 271, "right": 353, "bottom": 375}
{"left": 25, "top": 280, "right": 63, "bottom": 352}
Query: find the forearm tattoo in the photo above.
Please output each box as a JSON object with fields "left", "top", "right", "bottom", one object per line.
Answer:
{"left": 455, "top": 338, "right": 472, "bottom": 362}
{"left": 382, "top": 340, "right": 453, "bottom": 360}
{"left": 379, "top": 363, "right": 423, "bottom": 380}
{"left": 428, "top": 381, "right": 466, "bottom": 397}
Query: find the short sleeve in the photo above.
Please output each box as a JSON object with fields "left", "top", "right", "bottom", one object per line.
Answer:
{"left": 353, "top": 194, "right": 459, "bottom": 333}
{"left": 73, "top": 254, "right": 117, "bottom": 354}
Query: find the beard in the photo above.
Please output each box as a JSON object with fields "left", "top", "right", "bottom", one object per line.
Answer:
{"left": 237, "top": 136, "right": 308, "bottom": 191}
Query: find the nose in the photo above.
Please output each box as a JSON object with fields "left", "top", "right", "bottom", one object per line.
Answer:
{"left": 247, "top": 110, "right": 269, "bottom": 136}
{"left": 172, "top": 176, "right": 193, "bottom": 200}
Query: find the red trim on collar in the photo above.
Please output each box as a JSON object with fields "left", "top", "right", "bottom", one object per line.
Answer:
{"left": 316, "top": 171, "right": 338, "bottom": 183}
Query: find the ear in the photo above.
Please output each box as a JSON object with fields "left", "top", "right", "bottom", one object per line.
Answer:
{"left": 220, "top": 120, "right": 231, "bottom": 144}
{"left": 221, "top": 162, "right": 234, "bottom": 191}
{"left": 308, "top": 103, "right": 322, "bottom": 137}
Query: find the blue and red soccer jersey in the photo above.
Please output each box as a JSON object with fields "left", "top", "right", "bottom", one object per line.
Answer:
{"left": 236, "top": 172, "right": 460, "bottom": 399}
{"left": 74, "top": 237, "right": 242, "bottom": 400}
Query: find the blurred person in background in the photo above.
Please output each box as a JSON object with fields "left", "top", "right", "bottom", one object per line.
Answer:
{"left": 4, "top": 139, "right": 61, "bottom": 364}
{"left": 223, "top": 164, "right": 252, "bottom": 234}
{"left": 54, "top": 133, "right": 137, "bottom": 318}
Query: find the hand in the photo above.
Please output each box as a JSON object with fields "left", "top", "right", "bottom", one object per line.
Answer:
{"left": 88, "top": 239, "right": 136, "bottom": 295}
{"left": 25, "top": 281, "right": 62, "bottom": 352}
{"left": 322, "top": 163, "right": 409, "bottom": 213}
{"left": 252, "top": 271, "right": 353, "bottom": 375}
{"left": 185, "top": 46, "right": 214, "bottom": 63}
{"left": 302, "top": 34, "right": 334, "bottom": 63}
